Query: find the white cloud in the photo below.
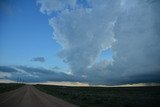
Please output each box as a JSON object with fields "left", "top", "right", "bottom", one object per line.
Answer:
{"left": 37, "top": 0, "right": 160, "bottom": 85}
{"left": 37, "top": 0, "right": 77, "bottom": 14}
{"left": 49, "top": 0, "right": 120, "bottom": 75}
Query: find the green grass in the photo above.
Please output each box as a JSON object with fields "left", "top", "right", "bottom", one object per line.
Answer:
{"left": 35, "top": 84, "right": 160, "bottom": 107}
{"left": 0, "top": 83, "right": 24, "bottom": 94}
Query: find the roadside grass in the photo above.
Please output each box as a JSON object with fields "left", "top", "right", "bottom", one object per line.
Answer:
{"left": 0, "top": 83, "right": 24, "bottom": 94}
{"left": 35, "top": 85, "right": 160, "bottom": 107}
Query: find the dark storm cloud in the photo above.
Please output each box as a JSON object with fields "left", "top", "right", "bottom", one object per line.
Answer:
{"left": 0, "top": 65, "right": 81, "bottom": 83}
{"left": 53, "top": 66, "right": 60, "bottom": 70}
{"left": 0, "top": 66, "right": 18, "bottom": 72}
{"left": 109, "top": 0, "right": 160, "bottom": 85}
{"left": 31, "top": 57, "right": 45, "bottom": 63}
{"left": 110, "top": 71, "right": 160, "bottom": 85}
{"left": 0, "top": 63, "right": 160, "bottom": 85}
{"left": 16, "top": 65, "right": 84, "bottom": 82}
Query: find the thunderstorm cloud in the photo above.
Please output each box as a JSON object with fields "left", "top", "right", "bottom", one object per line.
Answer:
{"left": 36, "top": 0, "right": 160, "bottom": 85}
{"left": 35, "top": 0, "right": 160, "bottom": 85}
{"left": 1, "top": 0, "right": 159, "bottom": 85}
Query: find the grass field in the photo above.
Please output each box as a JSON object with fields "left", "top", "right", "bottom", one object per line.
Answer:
{"left": 35, "top": 84, "right": 160, "bottom": 107}
{"left": 0, "top": 83, "right": 24, "bottom": 94}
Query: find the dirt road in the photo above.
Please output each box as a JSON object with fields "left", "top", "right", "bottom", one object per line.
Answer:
{"left": 0, "top": 85, "right": 77, "bottom": 107}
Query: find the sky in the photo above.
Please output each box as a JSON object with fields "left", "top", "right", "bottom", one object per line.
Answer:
{"left": 0, "top": 0, "right": 160, "bottom": 86}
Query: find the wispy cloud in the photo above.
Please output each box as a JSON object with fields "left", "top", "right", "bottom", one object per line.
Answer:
{"left": 31, "top": 57, "right": 45, "bottom": 63}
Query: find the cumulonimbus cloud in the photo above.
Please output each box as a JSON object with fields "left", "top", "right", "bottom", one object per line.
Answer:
{"left": 37, "top": 0, "right": 160, "bottom": 85}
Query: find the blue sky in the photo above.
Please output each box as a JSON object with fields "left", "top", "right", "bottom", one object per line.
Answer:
{"left": 0, "top": 0, "right": 68, "bottom": 69}
{"left": 0, "top": 0, "right": 111, "bottom": 69}
{"left": 0, "top": 0, "right": 160, "bottom": 85}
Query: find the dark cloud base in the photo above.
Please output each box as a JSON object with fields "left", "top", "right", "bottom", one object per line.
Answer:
{"left": 0, "top": 65, "right": 160, "bottom": 85}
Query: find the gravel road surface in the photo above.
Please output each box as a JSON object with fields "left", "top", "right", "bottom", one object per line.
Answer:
{"left": 0, "top": 85, "right": 77, "bottom": 107}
